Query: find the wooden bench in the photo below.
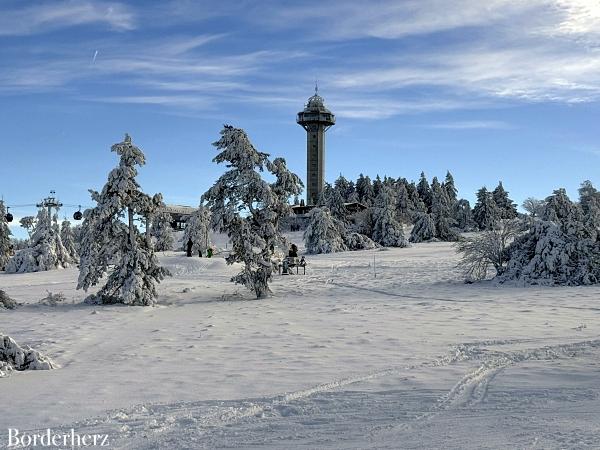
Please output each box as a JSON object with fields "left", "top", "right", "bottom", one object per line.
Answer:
{"left": 278, "top": 256, "right": 306, "bottom": 275}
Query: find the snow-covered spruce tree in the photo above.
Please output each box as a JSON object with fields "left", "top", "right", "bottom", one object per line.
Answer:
{"left": 407, "top": 181, "right": 427, "bottom": 214}
{"left": 151, "top": 211, "right": 174, "bottom": 252}
{"left": 394, "top": 180, "right": 411, "bottom": 223}
{"left": 372, "top": 175, "right": 383, "bottom": 199}
{"left": 352, "top": 207, "right": 375, "bottom": 238}
{"left": 0, "top": 201, "right": 12, "bottom": 270}
{"left": 356, "top": 174, "right": 375, "bottom": 206}
{"left": 202, "top": 125, "right": 302, "bottom": 299}
{"left": 582, "top": 196, "right": 600, "bottom": 241}
{"left": 304, "top": 207, "right": 348, "bottom": 254}
{"left": 499, "top": 188, "right": 600, "bottom": 286}
{"left": 334, "top": 175, "right": 354, "bottom": 202}
{"left": 182, "top": 206, "right": 211, "bottom": 255}
{"left": 319, "top": 182, "right": 348, "bottom": 222}
{"left": 343, "top": 231, "right": 378, "bottom": 250}
{"left": 456, "top": 219, "right": 525, "bottom": 281}
{"left": 431, "top": 177, "right": 459, "bottom": 241}
{"left": 472, "top": 187, "right": 501, "bottom": 231}
{"left": 492, "top": 181, "right": 518, "bottom": 219}
{"left": 6, "top": 209, "right": 72, "bottom": 273}
{"left": 60, "top": 219, "right": 78, "bottom": 262}
{"left": 455, "top": 199, "right": 474, "bottom": 231}
{"left": 417, "top": 172, "right": 432, "bottom": 212}
{"left": 77, "top": 134, "right": 169, "bottom": 306}
{"left": 443, "top": 171, "right": 458, "bottom": 206}
{"left": 579, "top": 180, "right": 600, "bottom": 238}
{"left": 52, "top": 214, "right": 72, "bottom": 265}
{"left": 409, "top": 212, "right": 436, "bottom": 243}
{"left": 372, "top": 185, "right": 408, "bottom": 247}
{"left": 409, "top": 180, "right": 458, "bottom": 243}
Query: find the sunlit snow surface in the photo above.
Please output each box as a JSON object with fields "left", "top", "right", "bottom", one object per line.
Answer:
{"left": 1, "top": 239, "right": 600, "bottom": 449}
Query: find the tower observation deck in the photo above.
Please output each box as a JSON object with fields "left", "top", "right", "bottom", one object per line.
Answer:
{"left": 297, "top": 86, "right": 335, "bottom": 205}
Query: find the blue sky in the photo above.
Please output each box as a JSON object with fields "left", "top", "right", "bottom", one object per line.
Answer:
{"left": 1, "top": 0, "right": 600, "bottom": 238}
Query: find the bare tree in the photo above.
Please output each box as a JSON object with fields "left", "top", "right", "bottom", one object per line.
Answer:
{"left": 456, "top": 219, "right": 525, "bottom": 281}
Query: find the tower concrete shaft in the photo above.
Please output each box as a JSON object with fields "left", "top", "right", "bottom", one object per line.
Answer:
{"left": 297, "top": 87, "right": 335, "bottom": 205}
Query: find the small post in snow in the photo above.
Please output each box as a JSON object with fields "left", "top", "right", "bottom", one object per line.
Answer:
{"left": 373, "top": 254, "right": 376, "bottom": 279}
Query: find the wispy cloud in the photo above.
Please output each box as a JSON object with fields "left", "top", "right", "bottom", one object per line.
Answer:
{"left": 0, "top": 1, "right": 135, "bottom": 36}
{"left": 256, "top": 0, "right": 540, "bottom": 40}
{"left": 330, "top": 97, "right": 488, "bottom": 120}
{"left": 424, "top": 120, "right": 513, "bottom": 130}
{"left": 2, "top": 0, "right": 600, "bottom": 120}
{"left": 89, "top": 95, "right": 214, "bottom": 109}
{"left": 332, "top": 43, "right": 600, "bottom": 103}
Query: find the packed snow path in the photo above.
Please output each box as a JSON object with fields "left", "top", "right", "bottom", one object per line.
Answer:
{"left": 1, "top": 242, "right": 600, "bottom": 448}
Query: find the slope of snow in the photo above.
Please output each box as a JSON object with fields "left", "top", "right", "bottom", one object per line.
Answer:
{"left": 1, "top": 241, "right": 600, "bottom": 448}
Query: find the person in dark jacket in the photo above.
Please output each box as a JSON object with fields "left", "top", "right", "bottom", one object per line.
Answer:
{"left": 186, "top": 238, "right": 193, "bottom": 257}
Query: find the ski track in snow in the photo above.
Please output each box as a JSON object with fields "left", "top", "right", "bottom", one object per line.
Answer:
{"left": 14, "top": 337, "right": 600, "bottom": 449}
{"left": 369, "top": 338, "right": 600, "bottom": 442}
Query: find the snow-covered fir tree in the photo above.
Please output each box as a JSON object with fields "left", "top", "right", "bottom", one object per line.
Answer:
{"left": 60, "top": 219, "right": 78, "bottom": 262}
{"left": 499, "top": 188, "right": 600, "bottom": 285}
{"left": 77, "top": 134, "right": 169, "bottom": 306}
{"left": 355, "top": 174, "right": 375, "bottom": 206}
{"left": 319, "top": 183, "right": 348, "bottom": 222}
{"left": 492, "top": 181, "right": 518, "bottom": 219}
{"left": 407, "top": 181, "right": 426, "bottom": 214}
{"left": 394, "top": 180, "right": 411, "bottom": 223}
{"left": 6, "top": 209, "right": 72, "bottom": 273}
{"left": 343, "top": 232, "right": 378, "bottom": 250}
{"left": 151, "top": 211, "right": 174, "bottom": 252}
{"left": 333, "top": 175, "right": 355, "bottom": 202}
{"left": 372, "top": 175, "right": 383, "bottom": 199}
{"left": 417, "top": 172, "right": 432, "bottom": 212}
{"left": 304, "top": 207, "right": 347, "bottom": 254}
{"left": 202, "top": 125, "right": 302, "bottom": 298}
{"left": 408, "top": 179, "right": 458, "bottom": 243}
{"left": 431, "top": 177, "right": 459, "bottom": 241}
{"left": 371, "top": 185, "right": 408, "bottom": 247}
{"left": 183, "top": 206, "right": 211, "bottom": 255}
{"left": 584, "top": 200, "right": 600, "bottom": 242}
{"left": 454, "top": 199, "right": 474, "bottom": 230}
{"left": 409, "top": 212, "right": 436, "bottom": 243}
{"left": 472, "top": 187, "right": 501, "bottom": 230}
{"left": 0, "top": 201, "right": 12, "bottom": 270}
{"left": 443, "top": 171, "right": 458, "bottom": 205}
{"left": 579, "top": 180, "right": 600, "bottom": 219}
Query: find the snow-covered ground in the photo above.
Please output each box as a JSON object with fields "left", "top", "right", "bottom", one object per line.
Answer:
{"left": 2, "top": 240, "right": 600, "bottom": 448}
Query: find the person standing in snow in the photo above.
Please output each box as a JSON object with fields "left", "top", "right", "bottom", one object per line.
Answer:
{"left": 186, "top": 238, "right": 193, "bottom": 257}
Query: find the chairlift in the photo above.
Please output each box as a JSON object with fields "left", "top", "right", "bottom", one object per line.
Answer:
{"left": 5, "top": 206, "right": 13, "bottom": 223}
